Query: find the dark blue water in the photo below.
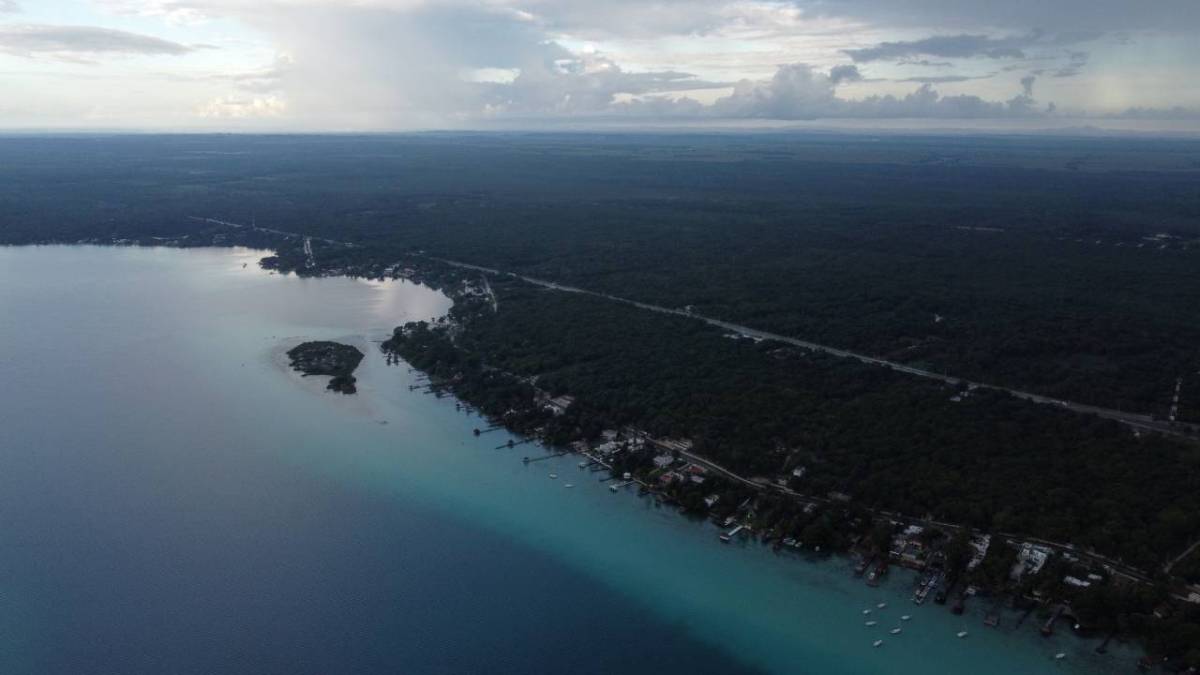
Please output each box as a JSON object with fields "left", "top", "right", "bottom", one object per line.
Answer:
{"left": 0, "top": 246, "right": 1133, "bottom": 674}
{"left": 0, "top": 246, "right": 756, "bottom": 675}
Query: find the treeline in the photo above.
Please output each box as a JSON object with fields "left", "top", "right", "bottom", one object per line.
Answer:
{"left": 2, "top": 134, "right": 1198, "bottom": 420}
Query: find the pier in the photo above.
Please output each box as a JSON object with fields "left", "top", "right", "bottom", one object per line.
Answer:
{"left": 1041, "top": 605, "right": 1066, "bottom": 636}
{"left": 720, "top": 524, "right": 746, "bottom": 542}
{"left": 522, "top": 451, "right": 568, "bottom": 463}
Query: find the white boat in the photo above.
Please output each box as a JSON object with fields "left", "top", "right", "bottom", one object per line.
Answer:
{"left": 873, "top": 640, "right": 884, "bottom": 648}
{"left": 865, "top": 621, "right": 877, "bottom": 627}
{"left": 1055, "top": 653, "right": 1066, "bottom": 660}
{"left": 548, "top": 473, "right": 558, "bottom": 479}
{"left": 877, "top": 602, "right": 887, "bottom": 609}
{"left": 862, "top": 609, "right": 872, "bottom": 615}
{"left": 901, "top": 615, "right": 912, "bottom": 621}
{"left": 957, "top": 631, "right": 969, "bottom": 638}
{"left": 564, "top": 483, "right": 574, "bottom": 488}
{"left": 578, "top": 461, "right": 587, "bottom": 468}
{"left": 890, "top": 627, "right": 902, "bottom": 635}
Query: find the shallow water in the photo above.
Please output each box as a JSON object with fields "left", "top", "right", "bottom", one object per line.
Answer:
{"left": 0, "top": 245, "right": 1134, "bottom": 674}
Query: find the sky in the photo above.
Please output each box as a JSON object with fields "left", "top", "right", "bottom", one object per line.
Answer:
{"left": 2, "top": 0, "right": 1200, "bottom": 131}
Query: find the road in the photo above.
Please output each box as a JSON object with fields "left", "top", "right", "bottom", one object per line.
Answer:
{"left": 428, "top": 256, "right": 1199, "bottom": 441}
{"left": 187, "top": 217, "right": 1195, "bottom": 439}
{"left": 1165, "top": 537, "right": 1200, "bottom": 574}
{"left": 188, "top": 217, "right": 1196, "bottom": 582}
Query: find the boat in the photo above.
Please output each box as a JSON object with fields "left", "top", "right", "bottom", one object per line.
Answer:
{"left": 900, "top": 615, "right": 911, "bottom": 621}
{"left": 862, "top": 609, "right": 872, "bottom": 615}
{"left": 890, "top": 627, "right": 902, "bottom": 635}
{"left": 877, "top": 602, "right": 888, "bottom": 609}
{"left": 548, "top": 473, "right": 558, "bottom": 479}
{"left": 578, "top": 461, "right": 587, "bottom": 468}
{"left": 957, "top": 631, "right": 969, "bottom": 638}
{"left": 564, "top": 483, "right": 574, "bottom": 488}
{"left": 865, "top": 621, "right": 877, "bottom": 627}
{"left": 1055, "top": 653, "right": 1066, "bottom": 660}
{"left": 854, "top": 554, "right": 874, "bottom": 577}
{"left": 873, "top": 640, "right": 884, "bottom": 648}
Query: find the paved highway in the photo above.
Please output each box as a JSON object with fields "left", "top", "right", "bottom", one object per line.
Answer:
{"left": 430, "top": 256, "right": 1199, "bottom": 441}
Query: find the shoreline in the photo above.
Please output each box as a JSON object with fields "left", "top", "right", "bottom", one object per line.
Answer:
{"left": 9, "top": 236, "right": 1197, "bottom": 671}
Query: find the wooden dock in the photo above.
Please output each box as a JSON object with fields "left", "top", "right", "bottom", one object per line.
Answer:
{"left": 522, "top": 451, "right": 567, "bottom": 464}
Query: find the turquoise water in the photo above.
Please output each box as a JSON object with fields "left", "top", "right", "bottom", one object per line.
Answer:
{"left": 0, "top": 245, "right": 1133, "bottom": 674}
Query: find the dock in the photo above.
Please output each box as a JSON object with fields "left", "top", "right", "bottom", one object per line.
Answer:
{"left": 1041, "top": 605, "right": 1065, "bottom": 636}
{"left": 522, "top": 451, "right": 567, "bottom": 463}
{"left": 720, "top": 524, "right": 746, "bottom": 542}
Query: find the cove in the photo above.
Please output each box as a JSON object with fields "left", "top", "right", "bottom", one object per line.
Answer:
{"left": 0, "top": 245, "right": 1135, "bottom": 674}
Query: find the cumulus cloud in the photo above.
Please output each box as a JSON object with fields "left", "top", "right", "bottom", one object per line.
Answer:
{"left": 198, "top": 94, "right": 286, "bottom": 118}
{"left": 0, "top": 24, "right": 198, "bottom": 61}
{"left": 26, "top": 0, "right": 1195, "bottom": 129}
{"left": 709, "top": 63, "right": 1043, "bottom": 120}
{"left": 829, "top": 64, "right": 862, "bottom": 85}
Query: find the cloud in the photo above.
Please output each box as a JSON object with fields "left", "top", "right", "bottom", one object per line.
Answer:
{"left": 0, "top": 24, "right": 198, "bottom": 61}
{"left": 198, "top": 94, "right": 286, "bottom": 118}
{"left": 1, "top": 1, "right": 20, "bottom": 13}
{"left": 845, "top": 33, "right": 1047, "bottom": 63}
{"left": 829, "top": 64, "right": 862, "bottom": 85}
{"left": 1019, "top": 75, "right": 1035, "bottom": 97}
{"left": 709, "top": 63, "right": 1043, "bottom": 120}
{"left": 60, "top": 0, "right": 1196, "bottom": 129}
{"left": 1051, "top": 50, "right": 1089, "bottom": 78}
{"left": 896, "top": 74, "right": 991, "bottom": 84}
{"left": 1118, "top": 106, "right": 1200, "bottom": 120}
{"left": 898, "top": 59, "right": 953, "bottom": 68}
{"left": 802, "top": 0, "right": 1200, "bottom": 34}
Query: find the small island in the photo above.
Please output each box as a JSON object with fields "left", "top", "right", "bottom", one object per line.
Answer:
{"left": 286, "top": 341, "right": 365, "bottom": 394}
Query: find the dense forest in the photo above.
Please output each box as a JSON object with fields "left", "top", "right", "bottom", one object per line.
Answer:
{"left": 389, "top": 274, "right": 1200, "bottom": 571}
{"left": 4, "top": 132, "right": 1200, "bottom": 668}
{"left": 2, "top": 133, "right": 1198, "bottom": 419}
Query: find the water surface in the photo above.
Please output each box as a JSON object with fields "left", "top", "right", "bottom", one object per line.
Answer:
{"left": 0, "top": 246, "right": 1134, "bottom": 674}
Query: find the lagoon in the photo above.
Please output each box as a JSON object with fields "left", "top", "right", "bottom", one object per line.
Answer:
{"left": 0, "top": 245, "right": 1132, "bottom": 674}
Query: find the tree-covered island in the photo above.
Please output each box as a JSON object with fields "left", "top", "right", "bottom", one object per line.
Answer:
{"left": 286, "top": 341, "right": 365, "bottom": 394}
